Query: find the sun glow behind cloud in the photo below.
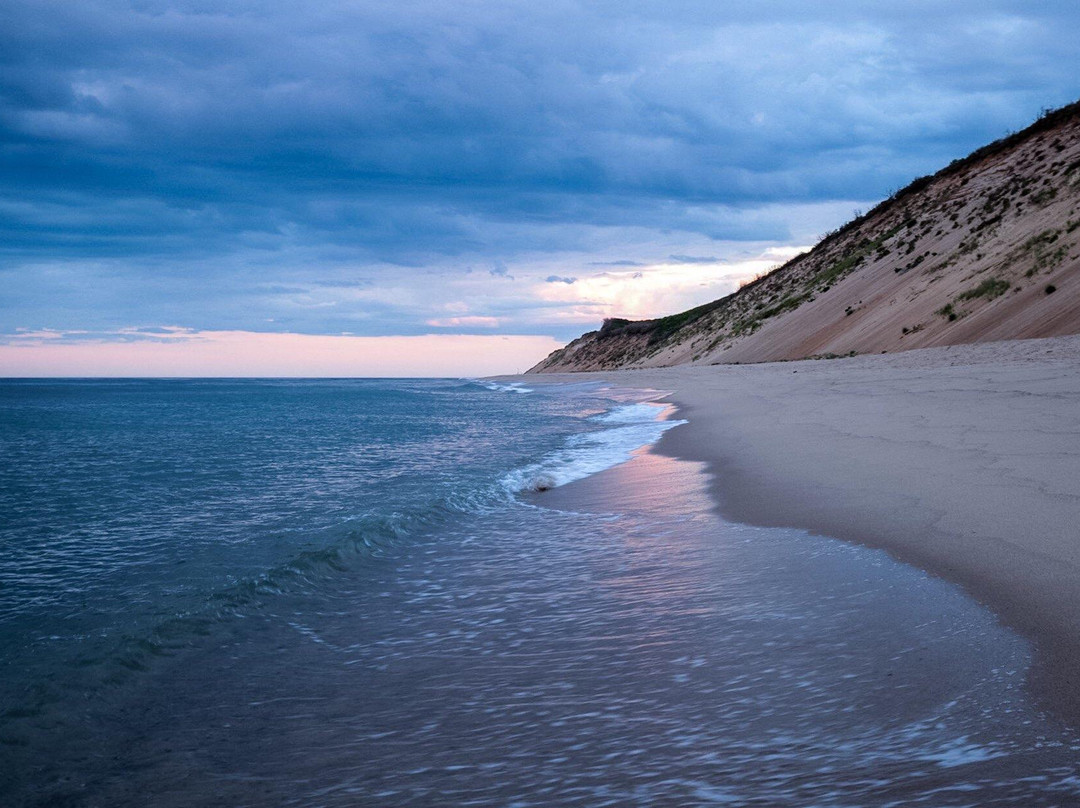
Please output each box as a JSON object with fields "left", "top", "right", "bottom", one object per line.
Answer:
{"left": 531, "top": 247, "right": 807, "bottom": 323}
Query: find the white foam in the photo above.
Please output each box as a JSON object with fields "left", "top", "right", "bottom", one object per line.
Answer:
{"left": 476, "top": 380, "right": 534, "bottom": 394}
{"left": 501, "top": 403, "right": 685, "bottom": 494}
{"left": 920, "top": 737, "right": 1005, "bottom": 769}
{"left": 590, "top": 401, "right": 669, "bottom": 424}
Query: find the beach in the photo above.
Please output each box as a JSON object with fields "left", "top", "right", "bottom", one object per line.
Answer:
{"left": 526, "top": 333, "right": 1080, "bottom": 725}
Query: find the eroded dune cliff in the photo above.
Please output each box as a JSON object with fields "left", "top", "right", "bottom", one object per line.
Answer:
{"left": 530, "top": 102, "right": 1080, "bottom": 372}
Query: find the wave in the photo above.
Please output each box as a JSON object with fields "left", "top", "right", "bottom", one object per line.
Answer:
{"left": 500, "top": 402, "right": 685, "bottom": 493}
{"left": 57, "top": 507, "right": 456, "bottom": 693}
{"left": 140, "top": 399, "right": 679, "bottom": 624}
{"left": 35, "top": 397, "right": 685, "bottom": 700}
{"left": 473, "top": 379, "right": 534, "bottom": 394}
{"left": 151, "top": 401, "right": 685, "bottom": 630}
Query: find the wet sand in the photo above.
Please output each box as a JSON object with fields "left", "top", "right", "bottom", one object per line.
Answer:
{"left": 522, "top": 334, "right": 1080, "bottom": 724}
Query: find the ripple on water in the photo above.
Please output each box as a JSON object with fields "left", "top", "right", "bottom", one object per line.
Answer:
{"left": 33, "top": 453, "right": 1080, "bottom": 807}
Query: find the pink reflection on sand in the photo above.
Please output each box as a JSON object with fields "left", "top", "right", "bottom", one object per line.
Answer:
{"left": 0, "top": 330, "right": 564, "bottom": 377}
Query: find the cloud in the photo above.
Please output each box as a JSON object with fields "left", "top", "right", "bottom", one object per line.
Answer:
{"left": 531, "top": 245, "right": 808, "bottom": 323}
{"left": 545, "top": 275, "right": 577, "bottom": 284}
{"left": 668, "top": 255, "right": 720, "bottom": 264}
{"left": 0, "top": 200, "right": 881, "bottom": 342}
{"left": 1, "top": 0, "right": 1079, "bottom": 354}
{"left": 0, "top": 328, "right": 560, "bottom": 377}
{"left": 489, "top": 261, "right": 515, "bottom": 280}
{"left": 8, "top": 328, "right": 72, "bottom": 340}
{"left": 425, "top": 316, "right": 500, "bottom": 328}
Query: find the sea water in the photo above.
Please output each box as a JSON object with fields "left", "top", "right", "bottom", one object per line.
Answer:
{"left": 1, "top": 378, "right": 1078, "bottom": 806}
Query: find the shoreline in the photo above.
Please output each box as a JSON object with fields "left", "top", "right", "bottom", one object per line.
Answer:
{"left": 516, "top": 334, "right": 1080, "bottom": 725}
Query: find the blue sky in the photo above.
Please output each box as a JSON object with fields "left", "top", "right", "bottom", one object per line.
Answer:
{"left": 2, "top": 1, "right": 1080, "bottom": 373}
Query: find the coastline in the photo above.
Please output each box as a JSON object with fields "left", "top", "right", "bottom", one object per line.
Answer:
{"left": 8, "top": 370, "right": 1080, "bottom": 804}
{"left": 516, "top": 334, "right": 1080, "bottom": 725}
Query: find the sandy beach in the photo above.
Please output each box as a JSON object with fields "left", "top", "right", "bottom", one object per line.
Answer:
{"left": 525, "top": 334, "right": 1080, "bottom": 723}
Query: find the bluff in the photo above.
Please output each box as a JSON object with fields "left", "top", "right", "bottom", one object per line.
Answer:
{"left": 529, "top": 102, "right": 1080, "bottom": 372}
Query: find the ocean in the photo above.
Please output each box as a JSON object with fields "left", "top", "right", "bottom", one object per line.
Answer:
{"left": 1, "top": 378, "right": 1078, "bottom": 806}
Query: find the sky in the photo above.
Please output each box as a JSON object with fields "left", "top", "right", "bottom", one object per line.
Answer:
{"left": 2, "top": 1, "right": 1080, "bottom": 376}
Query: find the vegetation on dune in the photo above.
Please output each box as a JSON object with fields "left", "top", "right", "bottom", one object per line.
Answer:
{"left": 936, "top": 303, "right": 959, "bottom": 322}
{"left": 957, "top": 278, "right": 1010, "bottom": 302}
{"left": 1021, "top": 229, "right": 1069, "bottom": 277}
{"left": 592, "top": 297, "right": 733, "bottom": 347}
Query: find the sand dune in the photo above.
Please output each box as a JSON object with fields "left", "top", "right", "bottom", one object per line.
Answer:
{"left": 532, "top": 102, "right": 1080, "bottom": 372}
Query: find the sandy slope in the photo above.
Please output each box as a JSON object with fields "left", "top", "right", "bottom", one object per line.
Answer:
{"left": 519, "top": 334, "right": 1080, "bottom": 722}
{"left": 532, "top": 103, "right": 1080, "bottom": 372}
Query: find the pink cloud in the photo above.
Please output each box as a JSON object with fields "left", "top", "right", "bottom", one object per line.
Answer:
{"left": 0, "top": 330, "right": 563, "bottom": 377}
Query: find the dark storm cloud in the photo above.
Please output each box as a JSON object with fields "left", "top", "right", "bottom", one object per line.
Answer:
{"left": 2, "top": 0, "right": 1080, "bottom": 334}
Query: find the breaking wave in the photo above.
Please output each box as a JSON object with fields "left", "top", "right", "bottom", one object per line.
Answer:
{"left": 474, "top": 380, "right": 534, "bottom": 394}
{"left": 500, "top": 402, "right": 685, "bottom": 493}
